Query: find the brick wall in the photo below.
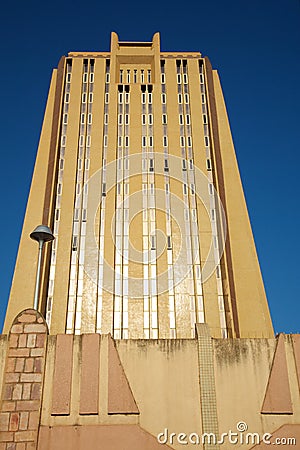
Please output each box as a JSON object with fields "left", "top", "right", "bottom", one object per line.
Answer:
{"left": 0, "top": 309, "right": 47, "bottom": 450}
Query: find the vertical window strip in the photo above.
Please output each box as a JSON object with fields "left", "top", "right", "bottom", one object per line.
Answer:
{"left": 122, "top": 84, "right": 130, "bottom": 340}
{"left": 141, "top": 86, "right": 149, "bottom": 338}
{"left": 46, "top": 60, "right": 72, "bottom": 328}
{"left": 113, "top": 81, "right": 130, "bottom": 339}
{"left": 182, "top": 61, "right": 201, "bottom": 337}
{"left": 66, "top": 59, "right": 91, "bottom": 335}
{"left": 177, "top": 60, "right": 200, "bottom": 337}
{"left": 97, "top": 59, "right": 110, "bottom": 334}
{"left": 114, "top": 81, "right": 124, "bottom": 340}
{"left": 148, "top": 85, "right": 158, "bottom": 339}
{"left": 161, "top": 60, "right": 176, "bottom": 338}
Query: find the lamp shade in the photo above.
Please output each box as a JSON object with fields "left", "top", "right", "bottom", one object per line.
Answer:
{"left": 30, "top": 225, "right": 54, "bottom": 243}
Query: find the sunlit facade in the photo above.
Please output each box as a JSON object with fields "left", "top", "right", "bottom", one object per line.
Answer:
{"left": 4, "top": 33, "right": 273, "bottom": 340}
{"left": 2, "top": 34, "right": 300, "bottom": 450}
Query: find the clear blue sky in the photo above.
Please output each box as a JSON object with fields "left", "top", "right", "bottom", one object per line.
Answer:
{"left": 0, "top": 0, "right": 299, "bottom": 333}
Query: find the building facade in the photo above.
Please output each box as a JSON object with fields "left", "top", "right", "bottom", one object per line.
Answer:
{"left": 4, "top": 32, "right": 272, "bottom": 340}
{"left": 1, "top": 33, "right": 299, "bottom": 450}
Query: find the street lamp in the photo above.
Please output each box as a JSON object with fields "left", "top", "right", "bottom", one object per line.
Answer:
{"left": 30, "top": 225, "right": 55, "bottom": 310}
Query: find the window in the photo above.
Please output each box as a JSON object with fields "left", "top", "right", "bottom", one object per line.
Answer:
{"left": 178, "top": 93, "right": 182, "bottom": 104}
{"left": 182, "top": 159, "right": 187, "bottom": 171}
{"left": 118, "top": 114, "right": 123, "bottom": 125}
{"left": 204, "top": 136, "right": 210, "bottom": 147}
{"left": 83, "top": 73, "right": 88, "bottom": 83}
{"left": 162, "top": 114, "right": 167, "bottom": 124}
{"left": 66, "top": 73, "right": 72, "bottom": 83}
{"left": 187, "top": 136, "right": 192, "bottom": 147}
{"left": 186, "top": 114, "right": 190, "bottom": 125}
{"left": 120, "top": 70, "right": 123, "bottom": 83}
{"left": 80, "top": 114, "right": 85, "bottom": 124}
{"left": 164, "top": 159, "right": 169, "bottom": 172}
{"left": 125, "top": 136, "right": 129, "bottom": 147}
{"left": 127, "top": 70, "right": 130, "bottom": 83}
{"left": 161, "top": 73, "right": 166, "bottom": 84}
{"left": 184, "top": 93, "right": 189, "bottom": 104}
{"left": 203, "top": 114, "right": 207, "bottom": 124}
{"left": 142, "top": 114, "right": 146, "bottom": 125}
{"left": 125, "top": 92, "right": 130, "bottom": 103}
{"left": 149, "top": 159, "right": 154, "bottom": 171}
{"left": 148, "top": 114, "right": 153, "bottom": 125}
{"left": 87, "top": 113, "right": 92, "bottom": 124}
{"left": 151, "top": 236, "right": 156, "bottom": 250}
{"left": 89, "top": 93, "right": 93, "bottom": 103}
{"left": 106, "top": 72, "right": 110, "bottom": 83}
{"left": 63, "top": 113, "right": 68, "bottom": 124}
{"left": 161, "top": 93, "right": 166, "bottom": 104}
{"left": 82, "top": 93, "right": 87, "bottom": 103}
{"left": 72, "top": 236, "right": 78, "bottom": 251}
{"left": 148, "top": 70, "right": 151, "bottom": 83}
{"left": 163, "top": 136, "right": 168, "bottom": 147}
{"left": 148, "top": 93, "right": 152, "bottom": 104}
{"left": 134, "top": 70, "right": 137, "bottom": 83}
{"left": 206, "top": 159, "right": 212, "bottom": 170}
{"left": 142, "top": 136, "right": 146, "bottom": 147}
{"left": 141, "top": 70, "right": 145, "bottom": 83}
{"left": 179, "top": 114, "right": 184, "bottom": 125}
{"left": 183, "top": 73, "right": 188, "bottom": 84}
{"left": 167, "top": 236, "right": 172, "bottom": 249}
{"left": 177, "top": 73, "right": 181, "bottom": 84}
{"left": 105, "top": 93, "right": 109, "bottom": 103}
{"left": 65, "top": 93, "right": 70, "bottom": 103}
{"left": 149, "top": 136, "right": 153, "bottom": 147}
{"left": 200, "top": 73, "right": 204, "bottom": 84}
{"left": 90, "top": 73, "right": 94, "bottom": 83}
{"left": 180, "top": 136, "right": 185, "bottom": 147}
{"left": 125, "top": 114, "right": 129, "bottom": 125}
{"left": 142, "top": 93, "right": 146, "bottom": 104}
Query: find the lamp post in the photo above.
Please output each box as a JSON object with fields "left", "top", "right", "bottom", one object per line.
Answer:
{"left": 30, "top": 225, "right": 54, "bottom": 311}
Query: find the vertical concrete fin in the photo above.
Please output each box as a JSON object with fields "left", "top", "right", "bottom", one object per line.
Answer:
{"left": 292, "top": 335, "right": 300, "bottom": 393}
{"left": 79, "top": 334, "right": 100, "bottom": 415}
{"left": 51, "top": 334, "right": 73, "bottom": 415}
{"left": 261, "top": 334, "right": 293, "bottom": 414}
{"left": 107, "top": 335, "right": 139, "bottom": 414}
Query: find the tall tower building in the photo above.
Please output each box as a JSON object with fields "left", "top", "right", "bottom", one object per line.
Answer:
{"left": 2, "top": 33, "right": 300, "bottom": 450}
{"left": 4, "top": 32, "right": 273, "bottom": 339}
